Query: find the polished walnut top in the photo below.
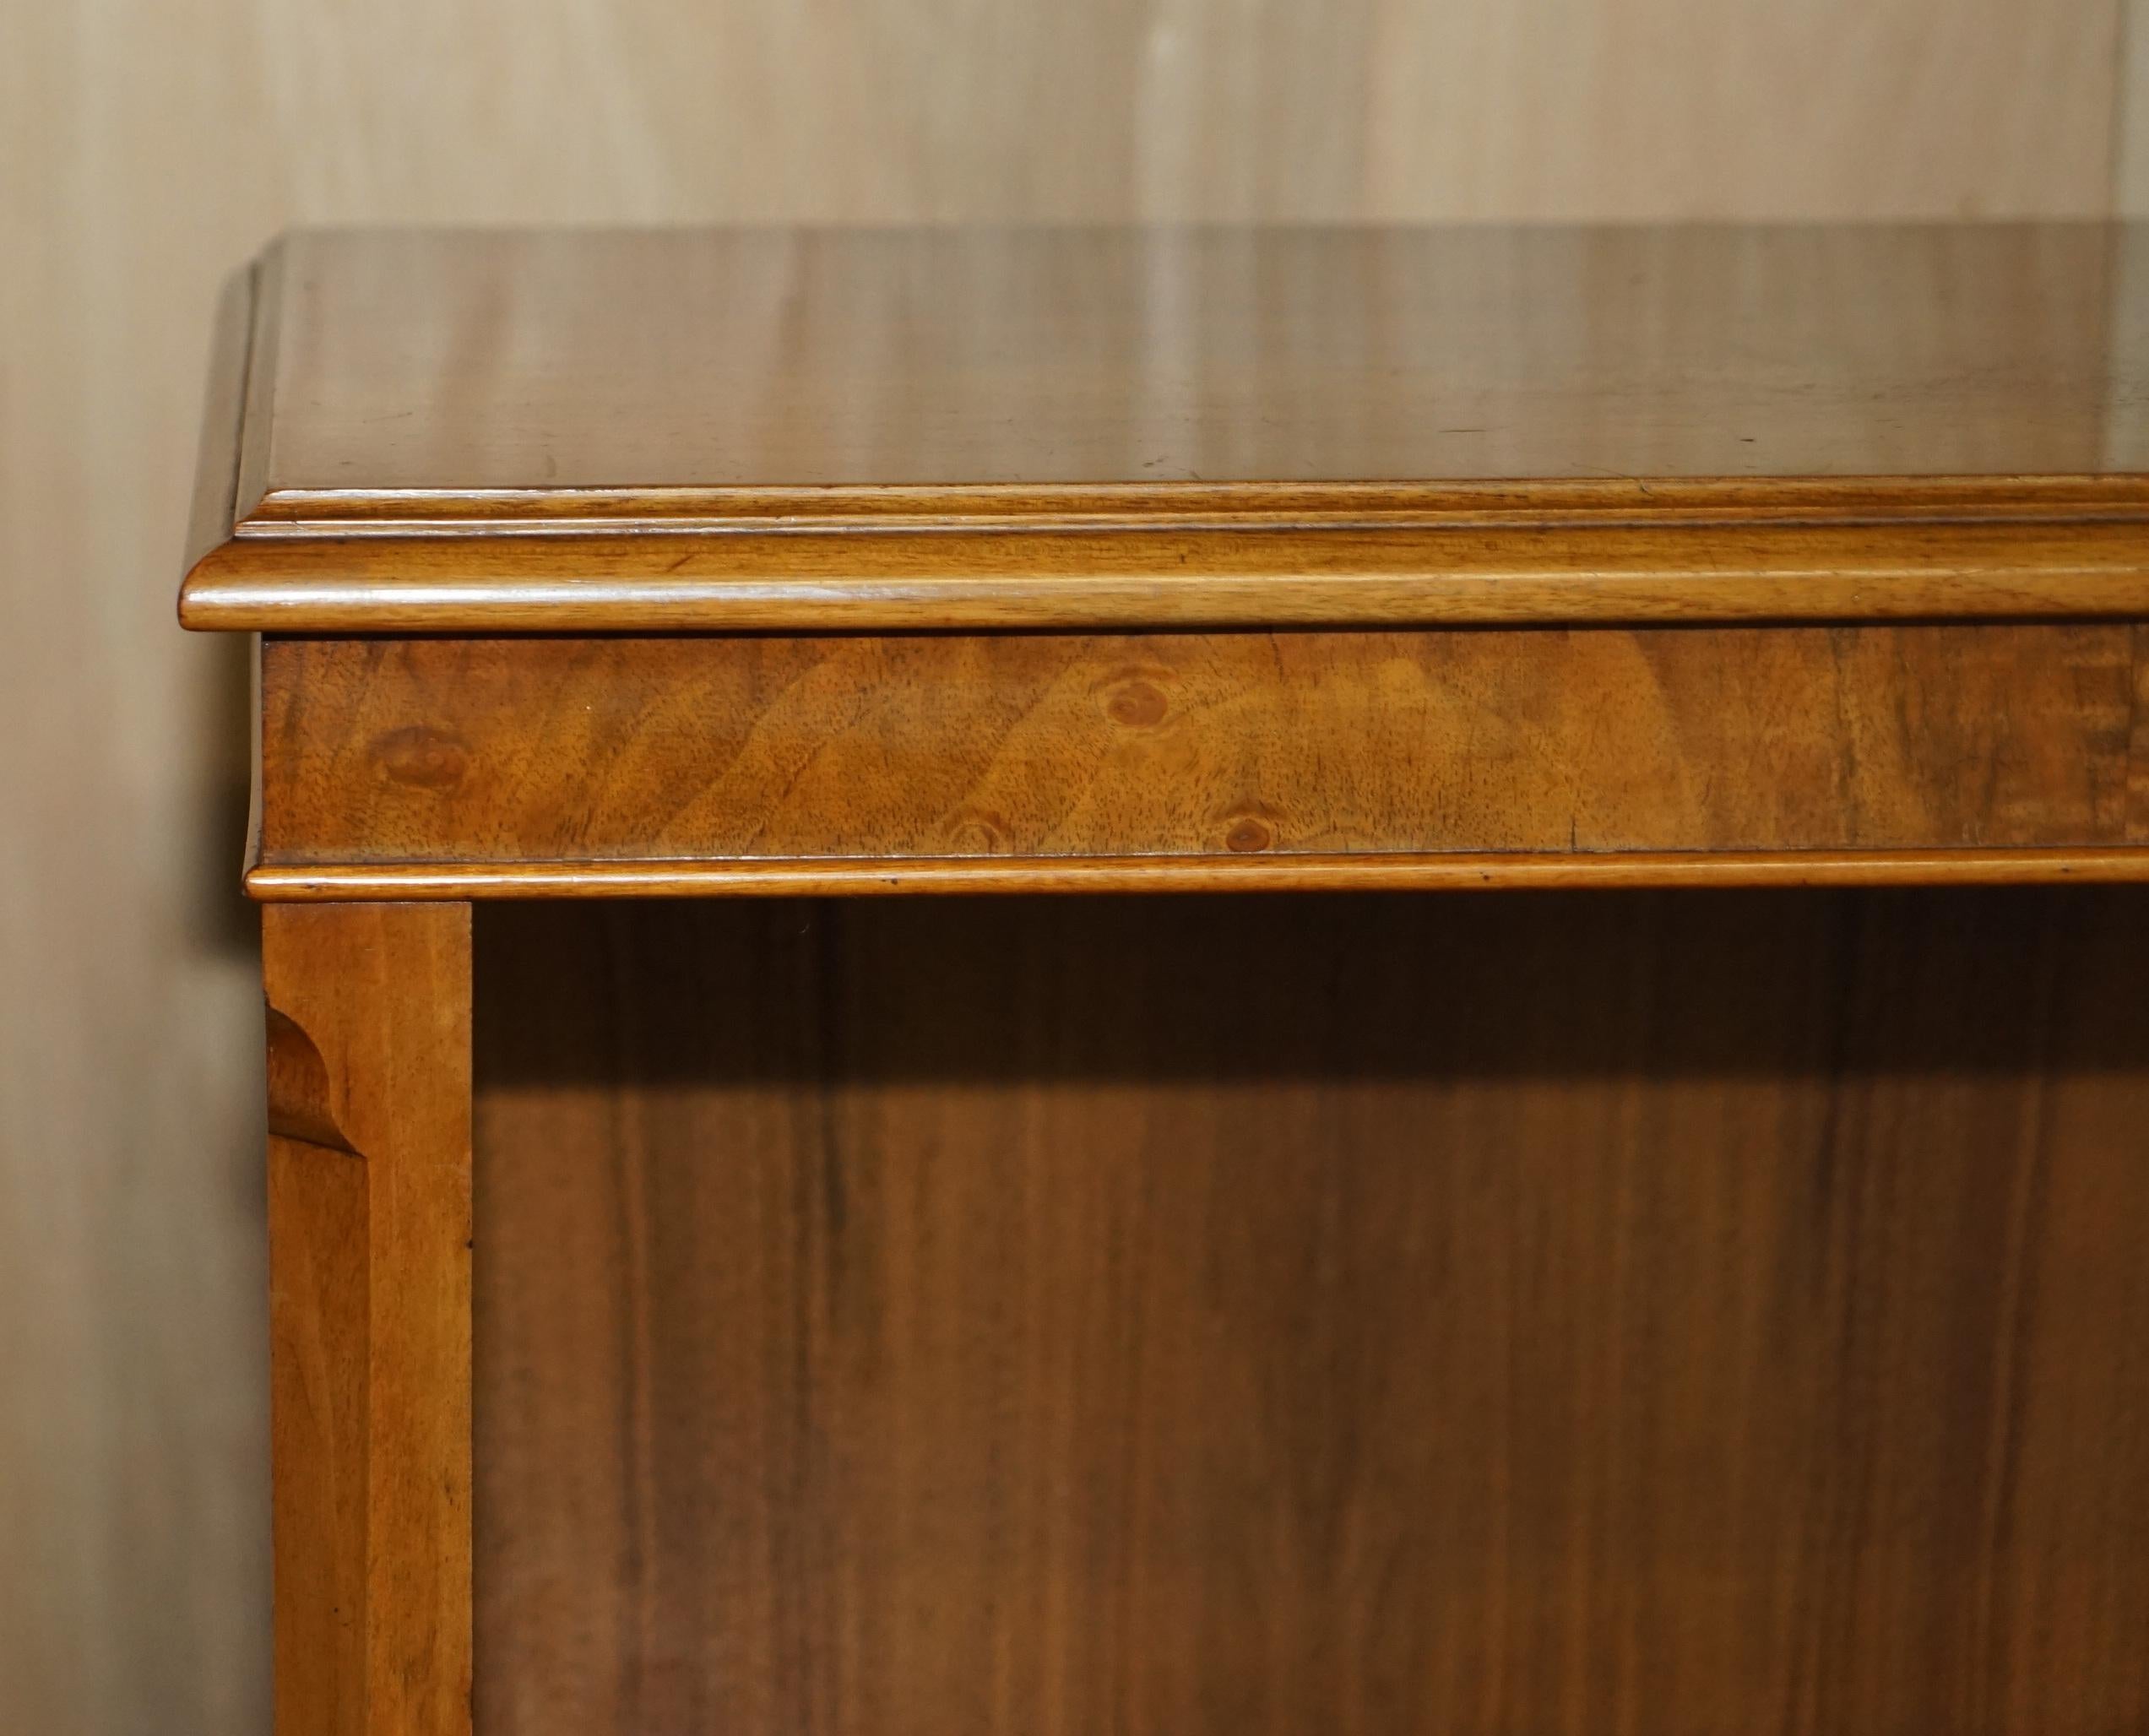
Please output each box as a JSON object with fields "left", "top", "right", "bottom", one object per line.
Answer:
{"left": 182, "top": 225, "right": 2149, "bottom": 632}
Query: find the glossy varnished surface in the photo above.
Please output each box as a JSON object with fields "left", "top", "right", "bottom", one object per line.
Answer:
{"left": 473, "top": 891, "right": 2149, "bottom": 1735}
{"left": 177, "top": 225, "right": 2149, "bottom": 631}
{"left": 107, "top": 44, "right": 2144, "bottom": 1736}
{"left": 264, "top": 903, "right": 472, "bottom": 1736}
{"left": 176, "top": 518, "right": 2149, "bottom": 633}
{"left": 241, "top": 225, "right": 2149, "bottom": 510}
{"left": 254, "top": 626, "right": 2149, "bottom": 892}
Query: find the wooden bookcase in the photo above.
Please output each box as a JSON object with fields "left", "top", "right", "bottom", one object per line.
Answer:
{"left": 183, "top": 225, "right": 2149, "bottom": 1734}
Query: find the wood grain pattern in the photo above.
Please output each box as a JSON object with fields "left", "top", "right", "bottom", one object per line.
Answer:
{"left": 263, "top": 903, "right": 472, "bottom": 1736}
{"left": 472, "top": 889, "right": 2149, "bottom": 1735}
{"left": 233, "top": 225, "right": 2135, "bottom": 512}
{"left": 241, "top": 849, "right": 2149, "bottom": 898}
{"left": 176, "top": 224, "right": 2149, "bottom": 632}
{"left": 8, "top": 3, "right": 2132, "bottom": 1731}
{"left": 182, "top": 518, "right": 2149, "bottom": 634}
{"left": 256, "top": 627, "right": 2148, "bottom": 886}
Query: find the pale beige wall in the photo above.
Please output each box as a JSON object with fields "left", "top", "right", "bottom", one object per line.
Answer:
{"left": 2120, "top": 1, "right": 2149, "bottom": 212}
{"left": 0, "top": 4, "right": 2130, "bottom": 1730}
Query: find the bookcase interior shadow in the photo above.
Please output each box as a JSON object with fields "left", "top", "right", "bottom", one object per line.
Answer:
{"left": 471, "top": 889, "right": 2149, "bottom": 1736}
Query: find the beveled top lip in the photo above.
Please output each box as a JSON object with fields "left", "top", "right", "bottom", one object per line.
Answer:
{"left": 183, "top": 224, "right": 2149, "bottom": 632}
{"left": 227, "top": 471, "right": 2149, "bottom": 535}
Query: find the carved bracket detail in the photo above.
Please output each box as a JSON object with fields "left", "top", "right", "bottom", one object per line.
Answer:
{"left": 265, "top": 1005, "right": 361, "bottom": 1156}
